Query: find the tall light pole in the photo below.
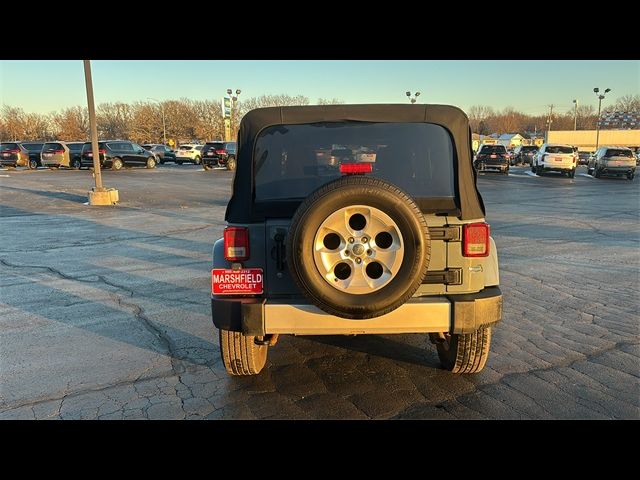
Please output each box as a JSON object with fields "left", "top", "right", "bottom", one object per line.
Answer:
{"left": 572, "top": 99, "right": 578, "bottom": 131}
{"left": 83, "top": 60, "right": 118, "bottom": 206}
{"left": 226, "top": 88, "right": 241, "bottom": 141}
{"left": 405, "top": 91, "right": 421, "bottom": 104}
{"left": 593, "top": 87, "right": 611, "bottom": 151}
{"left": 148, "top": 97, "right": 166, "bottom": 145}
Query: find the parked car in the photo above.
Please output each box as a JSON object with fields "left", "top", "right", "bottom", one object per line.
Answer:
{"left": 512, "top": 145, "right": 538, "bottom": 166}
{"left": 0, "top": 142, "right": 32, "bottom": 169}
{"left": 474, "top": 144, "right": 509, "bottom": 174}
{"left": 40, "top": 141, "right": 71, "bottom": 168}
{"left": 174, "top": 144, "right": 203, "bottom": 165}
{"left": 141, "top": 144, "right": 176, "bottom": 164}
{"left": 588, "top": 146, "right": 636, "bottom": 180}
{"left": 578, "top": 151, "right": 591, "bottom": 166}
{"left": 532, "top": 143, "right": 577, "bottom": 177}
{"left": 201, "top": 141, "right": 237, "bottom": 171}
{"left": 211, "top": 104, "right": 502, "bottom": 376}
{"left": 81, "top": 140, "right": 157, "bottom": 170}
{"left": 19, "top": 142, "right": 45, "bottom": 169}
{"left": 66, "top": 142, "right": 85, "bottom": 169}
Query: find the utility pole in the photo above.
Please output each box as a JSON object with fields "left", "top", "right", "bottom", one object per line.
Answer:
{"left": 572, "top": 99, "right": 578, "bottom": 130}
{"left": 546, "top": 104, "right": 554, "bottom": 141}
{"left": 84, "top": 60, "right": 118, "bottom": 206}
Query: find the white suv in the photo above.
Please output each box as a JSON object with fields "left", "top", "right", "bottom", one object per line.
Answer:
{"left": 532, "top": 143, "right": 577, "bottom": 177}
{"left": 175, "top": 144, "right": 203, "bottom": 165}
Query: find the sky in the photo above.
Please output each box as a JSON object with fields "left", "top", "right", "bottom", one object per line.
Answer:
{"left": 1, "top": 60, "right": 638, "bottom": 116}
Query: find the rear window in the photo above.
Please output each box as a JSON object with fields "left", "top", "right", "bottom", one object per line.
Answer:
{"left": 254, "top": 122, "right": 456, "bottom": 202}
{"left": 43, "top": 142, "right": 63, "bottom": 150}
{"left": 206, "top": 142, "right": 225, "bottom": 149}
{"left": 522, "top": 146, "right": 538, "bottom": 152}
{"left": 479, "top": 145, "right": 506, "bottom": 154}
{"left": 0, "top": 143, "right": 19, "bottom": 151}
{"left": 546, "top": 145, "right": 573, "bottom": 154}
{"left": 21, "top": 143, "right": 44, "bottom": 151}
{"left": 605, "top": 148, "right": 633, "bottom": 158}
{"left": 179, "top": 145, "right": 193, "bottom": 151}
{"left": 67, "top": 143, "right": 83, "bottom": 152}
{"left": 141, "top": 145, "right": 153, "bottom": 149}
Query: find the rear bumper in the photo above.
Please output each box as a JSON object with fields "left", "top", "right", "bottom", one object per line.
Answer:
{"left": 211, "top": 287, "right": 502, "bottom": 336}
{"left": 599, "top": 165, "right": 635, "bottom": 173}
{"left": 540, "top": 162, "right": 574, "bottom": 170}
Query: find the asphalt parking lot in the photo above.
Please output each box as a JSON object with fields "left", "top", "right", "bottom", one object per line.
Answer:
{"left": 0, "top": 164, "right": 638, "bottom": 419}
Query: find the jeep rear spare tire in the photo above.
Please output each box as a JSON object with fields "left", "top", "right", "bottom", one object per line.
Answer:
{"left": 287, "top": 176, "right": 430, "bottom": 319}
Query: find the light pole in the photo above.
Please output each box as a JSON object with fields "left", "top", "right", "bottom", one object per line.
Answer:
{"left": 405, "top": 91, "right": 421, "bottom": 104}
{"left": 593, "top": 87, "right": 611, "bottom": 151}
{"left": 148, "top": 97, "right": 166, "bottom": 145}
{"left": 226, "top": 88, "right": 241, "bottom": 141}
{"left": 572, "top": 99, "right": 578, "bottom": 130}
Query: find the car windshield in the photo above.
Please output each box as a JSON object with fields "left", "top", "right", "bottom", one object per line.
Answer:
{"left": 68, "top": 144, "right": 82, "bottom": 152}
{"left": 546, "top": 145, "right": 573, "bottom": 154}
{"left": 179, "top": 146, "right": 193, "bottom": 150}
{"left": 43, "top": 143, "right": 62, "bottom": 150}
{"left": 522, "top": 146, "right": 538, "bottom": 152}
{"left": 0, "top": 143, "right": 19, "bottom": 151}
{"left": 207, "top": 143, "right": 225, "bottom": 149}
{"left": 254, "top": 122, "right": 456, "bottom": 202}
{"left": 605, "top": 149, "right": 633, "bottom": 158}
{"left": 479, "top": 145, "right": 506, "bottom": 154}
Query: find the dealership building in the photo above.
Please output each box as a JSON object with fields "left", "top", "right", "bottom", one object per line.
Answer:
{"left": 546, "top": 129, "right": 640, "bottom": 152}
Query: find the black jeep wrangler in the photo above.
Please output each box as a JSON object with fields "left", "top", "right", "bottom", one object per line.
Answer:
{"left": 211, "top": 104, "right": 502, "bottom": 375}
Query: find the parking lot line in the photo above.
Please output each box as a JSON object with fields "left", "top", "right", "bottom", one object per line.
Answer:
{"left": 578, "top": 173, "right": 595, "bottom": 179}
{"left": 525, "top": 171, "right": 539, "bottom": 177}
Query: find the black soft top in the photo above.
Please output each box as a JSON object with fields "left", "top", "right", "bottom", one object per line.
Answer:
{"left": 226, "top": 104, "right": 485, "bottom": 222}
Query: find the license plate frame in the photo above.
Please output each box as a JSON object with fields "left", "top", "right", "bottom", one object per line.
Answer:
{"left": 212, "top": 268, "right": 263, "bottom": 295}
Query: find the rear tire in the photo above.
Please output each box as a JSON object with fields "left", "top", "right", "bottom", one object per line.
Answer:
{"left": 219, "top": 329, "right": 268, "bottom": 376}
{"left": 71, "top": 159, "right": 81, "bottom": 170}
{"left": 176, "top": 160, "right": 183, "bottom": 165}
{"left": 627, "top": 172, "right": 635, "bottom": 180}
{"left": 28, "top": 159, "right": 38, "bottom": 170}
{"left": 203, "top": 164, "right": 213, "bottom": 171}
{"left": 146, "top": 157, "right": 156, "bottom": 169}
{"left": 435, "top": 327, "right": 492, "bottom": 374}
{"left": 227, "top": 156, "right": 237, "bottom": 171}
{"left": 194, "top": 156, "right": 201, "bottom": 165}
{"left": 111, "top": 158, "right": 123, "bottom": 171}
{"left": 594, "top": 164, "right": 601, "bottom": 178}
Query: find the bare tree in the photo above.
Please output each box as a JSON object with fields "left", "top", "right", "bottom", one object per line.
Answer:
{"left": 604, "top": 94, "right": 640, "bottom": 114}
{"left": 193, "top": 99, "right": 224, "bottom": 142}
{"left": 1, "top": 105, "right": 26, "bottom": 141}
{"left": 51, "top": 106, "right": 90, "bottom": 141}
{"left": 467, "top": 105, "right": 495, "bottom": 133}
{"left": 97, "top": 102, "right": 133, "bottom": 139}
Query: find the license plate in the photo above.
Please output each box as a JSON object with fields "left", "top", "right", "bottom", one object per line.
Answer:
{"left": 490, "top": 154, "right": 497, "bottom": 158}
{"left": 212, "top": 268, "right": 263, "bottom": 295}
{"left": 207, "top": 152, "right": 214, "bottom": 156}
{"left": 555, "top": 157, "right": 564, "bottom": 161}
{"left": 45, "top": 153, "right": 53, "bottom": 157}
{"left": 2, "top": 153, "right": 9, "bottom": 157}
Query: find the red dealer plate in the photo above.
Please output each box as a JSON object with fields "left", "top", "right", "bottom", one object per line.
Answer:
{"left": 212, "top": 268, "right": 263, "bottom": 295}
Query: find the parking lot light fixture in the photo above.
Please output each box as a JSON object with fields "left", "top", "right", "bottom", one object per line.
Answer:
{"left": 406, "top": 91, "right": 421, "bottom": 104}
{"left": 84, "top": 60, "right": 118, "bottom": 206}
{"left": 594, "top": 87, "right": 611, "bottom": 151}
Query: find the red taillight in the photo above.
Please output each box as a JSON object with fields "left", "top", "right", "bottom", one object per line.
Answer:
{"left": 463, "top": 223, "right": 490, "bottom": 257}
{"left": 54, "top": 149, "right": 64, "bottom": 154}
{"left": 339, "top": 163, "right": 373, "bottom": 175}
{"left": 224, "top": 227, "right": 250, "bottom": 262}
{"left": 215, "top": 149, "right": 226, "bottom": 154}
{"left": 6, "top": 149, "right": 19, "bottom": 154}
{"left": 86, "top": 149, "right": 106, "bottom": 156}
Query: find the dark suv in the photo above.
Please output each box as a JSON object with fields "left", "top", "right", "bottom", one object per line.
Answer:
{"left": 20, "top": 142, "right": 45, "bottom": 169}
{"left": 211, "top": 104, "right": 502, "bottom": 376}
{"left": 141, "top": 144, "right": 176, "bottom": 164}
{"left": 512, "top": 145, "right": 538, "bottom": 166}
{"left": 474, "top": 144, "right": 509, "bottom": 174}
{"left": 81, "top": 140, "right": 157, "bottom": 170}
{"left": 202, "top": 141, "right": 237, "bottom": 171}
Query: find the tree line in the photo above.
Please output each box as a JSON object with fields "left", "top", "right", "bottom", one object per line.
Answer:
{"left": 468, "top": 94, "right": 639, "bottom": 136}
{"left": 0, "top": 95, "right": 344, "bottom": 144}
{"left": 1, "top": 94, "right": 637, "bottom": 143}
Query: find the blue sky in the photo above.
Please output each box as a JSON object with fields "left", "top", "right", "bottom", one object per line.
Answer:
{"left": 1, "top": 60, "right": 638, "bottom": 116}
